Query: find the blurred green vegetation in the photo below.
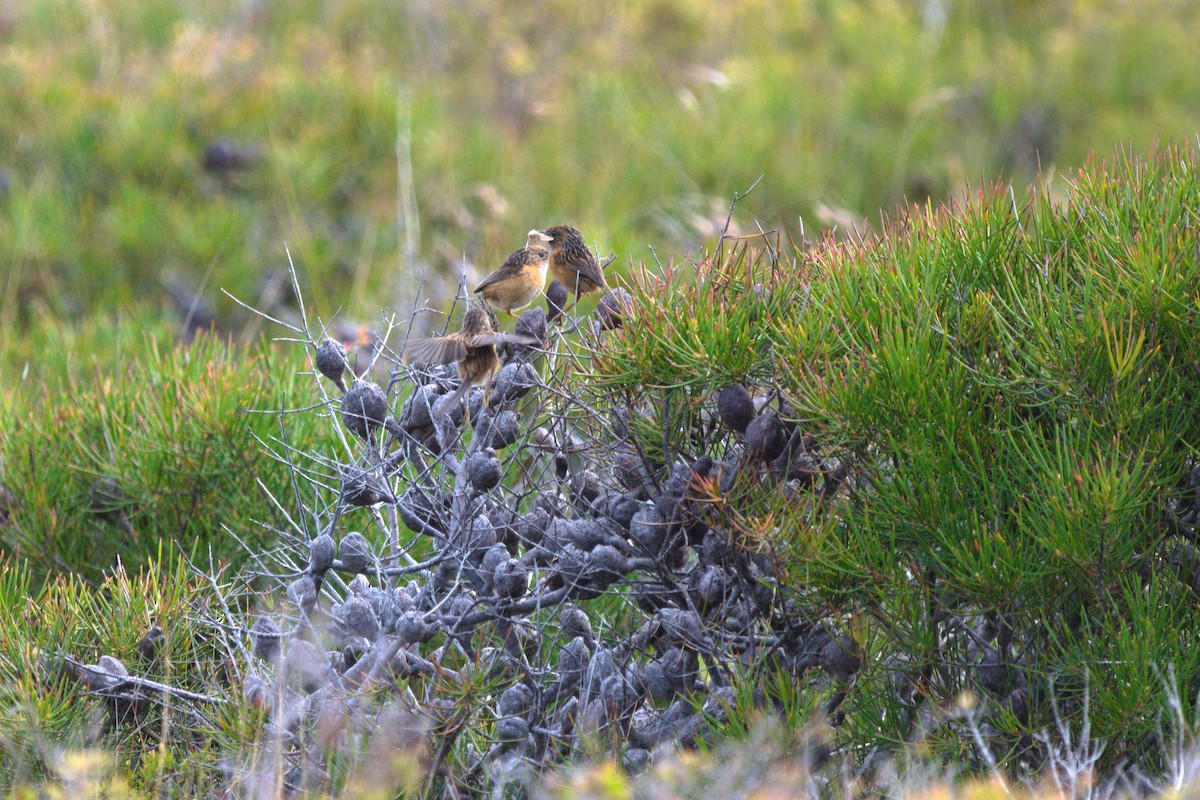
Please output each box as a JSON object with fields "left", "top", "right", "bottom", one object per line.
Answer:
{"left": 3, "top": 0, "right": 1200, "bottom": 356}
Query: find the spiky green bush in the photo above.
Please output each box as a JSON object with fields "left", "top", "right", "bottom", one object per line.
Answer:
{"left": 0, "top": 554, "right": 216, "bottom": 794}
{"left": 0, "top": 321, "right": 335, "bottom": 584}
{"left": 590, "top": 143, "right": 1200, "bottom": 771}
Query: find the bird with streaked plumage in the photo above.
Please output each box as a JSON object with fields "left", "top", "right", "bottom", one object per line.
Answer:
{"left": 539, "top": 225, "right": 609, "bottom": 307}
{"left": 404, "top": 305, "right": 537, "bottom": 424}
{"left": 474, "top": 230, "right": 553, "bottom": 317}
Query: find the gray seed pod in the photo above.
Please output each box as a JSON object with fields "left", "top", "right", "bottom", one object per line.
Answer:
{"left": 599, "top": 672, "right": 638, "bottom": 714}
{"left": 98, "top": 655, "right": 128, "bottom": 678}
{"left": 432, "top": 392, "right": 466, "bottom": 426}
{"left": 586, "top": 648, "right": 618, "bottom": 698}
{"left": 1003, "top": 688, "right": 1029, "bottom": 723}
{"left": 588, "top": 544, "right": 630, "bottom": 585}
{"left": 613, "top": 445, "right": 654, "bottom": 496}
{"left": 552, "top": 518, "right": 609, "bottom": 552}
{"left": 341, "top": 636, "right": 370, "bottom": 667}
{"left": 701, "top": 530, "right": 737, "bottom": 567}
{"left": 716, "top": 383, "right": 754, "bottom": 434}
{"left": 444, "top": 593, "right": 476, "bottom": 625}
{"left": 514, "top": 506, "right": 552, "bottom": 548}
{"left": 550, "top": 544, "right": 587, "bottom": 587}
{"left": 623, "top": 747, "right": 651, "bottom": 775}
{"left": 398, "top": 487, "right": 448, "bottom": 536}
{"left": 287, "top": 575, "right": 318, "bottom": 612}
{"left": 545, "top": 279, "right": 570, "bottom": 324}
{"left": 604, "top": 493, "right": 642, "bottom": 531}
{"left": 328, "top": 650, "right": 348, "bottom": 675}
{"left": 283, "top": 639, "right": 329, "bottom": 694}
{"left": 633, "top": 581, "right": 674, "bottom": 615}
{"left": 629, "top": 506, "right": 675, "bottom": 556}
{"left": 641, "top": 659, "right": 674, "bottom": 703}
{"left": 464, "top": 449, "right": 503, "bottom": 494}
{"left": 559, "top": 604, "right": 594, "bottom": 646}
{"left": 485, "top": 409, "right": 522, "bottom": 449}
{"left": 467, "top": 390, "right": 487, "bottom": 426}
{"left": 251, "top": 616, "right": 282, "bottom": 662}
{"left": 595, "top": 288, "right": 633, "bottom": 331}
{"left": 717, "top": 457, "right": 740, "bottom": 494}
{"left": 978, "top": 648, "right": 1009, "bottom": 694}
{"left": 744, "top": 411, "right": 786, "bottom": 462}
{"left": 820, "top": 634, "right": 862, "bottom": 681}
{"left": 497, "top": 683, "right": 535, "bottom": 718}
{"left": 523, "top": 541, "right": 560, "bottom": 568}
{"left": 340, "top": 467, "right": 397, "bottom": 507}
{"left": 657, "top": 608, "right": 705, "bottom": 648}
{"left": 494, "top": 715, "right": 530, "bottom": 745}
{"left": 498, "top": 618, "right": 541, "bottom": 660}
{"left": 695, "top": 565, "right": 729, "bottom": 611}
{"left": 579, "top": 699, "right": 609, "bottom": 731}
{"left": 772, "top": 447, "right": 822, "bottom": 487}
{"left": 571, "top": 470, "right": 603, "bottom": 505}
{"left": 445, "top": 513, "right": 491, "bottom": 557}
{"left": 340, "top": 379, "right": 388, "bottom": 441}
{"left": 393, "top": 582, "right": 418, "bottom": 610}
{"left": 660, "top": 647, "right": 699, "bottom": 693}
{"left": 339, "top": 532, "right": 371, "bottom": 574}
{"left": 703, "top": 686, "right": 737, "bottom": 723}
{"left": 81, "top": 661, "right": 119, "bottom": 691}
{"left": 396, "top": 610, "right": 435, "bottom": 644}
{"left": 314, "top": 338, "right": 347, "bottom": 390}
{"left": 628, "top": 707, "right": 664, "bottom": 750}
{"left": 493, "top": 558, "right": 529, "bottom": 599}
{"left": 490, "top": 362, "right": 539, "bottom": 407}
{"left": 335, "top": 596, "right": 380, "bottom": 641}
{"left": 243, "top": 675, "right": 270, "bottom": 710}
{"left": 308, "top": 534, "right": 335, "bottom": 575}
{"left": 363, "top": 586, "right": 392, "bottom": 621}
{"left": 135, "top": 625, "right": 163, "bottom": 663}
{"left": 480, "top": 543, "right": 510, "bottom": 588}
{"left": 551, "top": 696, "right": 579, "bottom": 739}
{"left": 556, "top": 636, "right": 590, "bottom": 688}
{"left": 514, "top": 306, "right": 547, "bottom": 345}
{"left": 401, "top": 382, "right": 441, "bottom": 432}
{"left": 661, "top": 699, "right": 694, "bottom": 728}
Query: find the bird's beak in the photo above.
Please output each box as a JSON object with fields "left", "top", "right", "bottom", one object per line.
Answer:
{"left": 530, "top": 229, "right": 553, "bottom": 243}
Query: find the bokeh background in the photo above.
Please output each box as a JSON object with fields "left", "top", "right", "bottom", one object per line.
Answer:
{"left": 3, "top": 0, "right": 1199, "bottom": 372}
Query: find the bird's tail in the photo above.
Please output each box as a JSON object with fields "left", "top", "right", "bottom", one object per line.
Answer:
{"left": 442, "top": 378, "right": 473, "bottom": 425}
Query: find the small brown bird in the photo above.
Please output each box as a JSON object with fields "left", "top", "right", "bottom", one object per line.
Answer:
{"left": 474, "top": 230, "right": 553, "bottom": 317}
{"left": 540, "top": 225, "right": 609, "bottom": 306}
{"left": 404, "top": 306, "right": 537, "bottom": 424}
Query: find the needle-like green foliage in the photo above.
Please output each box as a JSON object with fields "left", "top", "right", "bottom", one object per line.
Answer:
{"left": 591, "top": 143, "right": 1200, "bottom": 771}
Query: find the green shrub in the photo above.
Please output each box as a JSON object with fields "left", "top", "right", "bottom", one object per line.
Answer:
{"left": 0, "top": 554, "right": 225, "bottom": 794}
{"left": 591, "top": 144, "right": 1200, "bottom": 771}
{"left": 0, "top": 322, "right": 335, "bottom": 584}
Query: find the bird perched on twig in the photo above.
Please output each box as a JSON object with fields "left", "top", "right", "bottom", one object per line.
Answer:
{"left": 404, "top": 306, "right": 537, "bottom": 424}
{"left": 540, "top": 225, "right": 609, "bottom": 307}
{"left": 474, "top": 230, "right": 553, "bottom": 317}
